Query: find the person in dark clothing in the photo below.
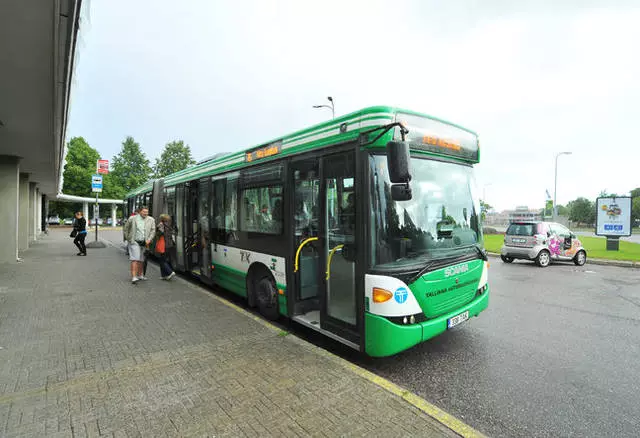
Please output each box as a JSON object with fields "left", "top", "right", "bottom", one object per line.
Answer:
{"left": 156, "top": 214, "right": 176, "bottom": 280}
{"left": 72, "top": 211, "right": 87, "bottom": 256}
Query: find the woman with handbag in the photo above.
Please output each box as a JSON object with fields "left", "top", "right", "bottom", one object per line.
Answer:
{"left": 71, "top": 211, "right": 87, "bottom": 256}
{"left": 156, "top": 214, "right": 176, "bottom": 280}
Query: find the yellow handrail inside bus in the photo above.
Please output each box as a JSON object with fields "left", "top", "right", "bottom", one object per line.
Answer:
{"left": 325, "top": 244, "right": 344, "bottom": 280}
{"left": 294, "top": 237, "right": 318, "bottom": 272}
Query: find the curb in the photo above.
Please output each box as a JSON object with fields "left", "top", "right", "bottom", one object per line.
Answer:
{"left": 103, "top": 237, "right": 486, "bottom": 438}
{"left": 487, "top": 252, "right": 639, "bottom": 268}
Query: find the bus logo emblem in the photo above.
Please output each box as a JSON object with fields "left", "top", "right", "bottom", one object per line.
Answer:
{"left": 394, "top": 287, "right": 408, "bottom": 304}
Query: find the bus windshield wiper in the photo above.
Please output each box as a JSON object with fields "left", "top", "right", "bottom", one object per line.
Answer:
{"left": 473, "top": 244, "right": 488, "bottom": 261}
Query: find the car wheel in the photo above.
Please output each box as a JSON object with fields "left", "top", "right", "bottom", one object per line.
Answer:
{"left": 256, "top": 276, "right": 279, "bottom": 321}
{"left": 536, "top": 249, "right": 551, "bottom": 267}
{"left": 573, "top": 250, "right": 587, "bottom": 266}
{"left": 501, "top": 255, "right": 514, "bottom": 263}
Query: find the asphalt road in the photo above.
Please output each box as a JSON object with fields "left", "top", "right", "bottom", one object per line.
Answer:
{"left": 355, "top": 259, "right": 640, "bottom": 438}
{"left": 102, "top": 231, "right": 639, "bottom": 437}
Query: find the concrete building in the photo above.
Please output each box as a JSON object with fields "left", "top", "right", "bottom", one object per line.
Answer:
{"left": 0, "top": 0, "right": 82, "bottom": 263}
{"left": 508, "top": 206, "right": 542, "bottom": 223}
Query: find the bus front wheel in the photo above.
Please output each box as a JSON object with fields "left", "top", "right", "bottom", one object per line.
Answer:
{"left": 256, "top": 276, "right": 279, "bottom": 321}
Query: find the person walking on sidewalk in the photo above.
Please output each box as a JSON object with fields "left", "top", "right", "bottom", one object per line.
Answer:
{"left": 124, "top": 206, "right": 155, "bottom": 284}
{"left": 155, "top": 214, "right": 176, "bottom": 280}
{"left": 72, "top": 211, "right": 87, "bottom": 256}
{"left": 123, "top": 208, "right": 139, "bottom": 256}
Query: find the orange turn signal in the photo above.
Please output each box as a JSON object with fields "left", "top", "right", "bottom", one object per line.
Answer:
{"left": 372, "top": 287, "right": 393, "bottom": 303}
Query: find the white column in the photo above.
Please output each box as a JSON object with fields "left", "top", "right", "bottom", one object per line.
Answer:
{"left": 0, "top": 156, "right": 21, "bottom": 263}
{"left": 36, "top": 189, "right": 42, "bottom": 234}
{"left": 18, "top": 173, "right": 30, "bottom": 251}
{"left": 111, "top": 204, "right": 117, "bottom": 227}
{"left": 83, "top": 201, "right": 89, "bottom": 221}
{"left": 29, "top": 183, "right": 37, "bottom": 242}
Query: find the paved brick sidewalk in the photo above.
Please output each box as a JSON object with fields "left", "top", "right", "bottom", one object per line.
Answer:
{"left": 0, "top": 230, "right": 460, "bottom": 437}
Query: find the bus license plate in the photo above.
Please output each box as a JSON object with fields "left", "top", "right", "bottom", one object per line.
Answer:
{"left": 447, "top": 311, "right": 469, "bottom": 329}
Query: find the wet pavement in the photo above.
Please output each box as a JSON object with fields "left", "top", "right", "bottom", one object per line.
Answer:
{"left": 356, "top": 260, "right": 640, "bottom": 437}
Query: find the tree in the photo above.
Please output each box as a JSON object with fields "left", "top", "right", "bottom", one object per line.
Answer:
{"left": 110, "top": 136, "right": 152, "bottom": 194}
{"left": 556, "top": 204, "right": 569, "bottom": 216}
{"left": 153, "top": 140, "right": 196, "bottom": 178}
{"left": 61, "top": 137, "right": 100, "bottom": 197}
{"left": 48, "top": 137, "right": 100, "bottom": 218}
{"left": 479, "top": 200, "right": 493, "bottom": 221}
{"left": 567, "top": 197, "right": 595, "bottom": 226}
{"left": 631, "top": 187, "right": 640, "bottom": 228}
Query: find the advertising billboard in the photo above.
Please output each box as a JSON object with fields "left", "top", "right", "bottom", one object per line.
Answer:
{"left": 595, "top": 196, "right": 632, "bottom": 237}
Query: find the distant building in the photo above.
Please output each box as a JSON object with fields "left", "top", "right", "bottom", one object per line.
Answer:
{"left": 507, "top": 206, "right": 542, "bottom": 222}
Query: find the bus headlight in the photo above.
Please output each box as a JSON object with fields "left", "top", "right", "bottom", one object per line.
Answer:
{"left": 477, "top": 262, "right": 488, "bottom": 295}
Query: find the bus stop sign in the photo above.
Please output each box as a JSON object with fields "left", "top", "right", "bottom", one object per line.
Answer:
{"left": 91, "top": 175, "right": 103, "bottom": 193}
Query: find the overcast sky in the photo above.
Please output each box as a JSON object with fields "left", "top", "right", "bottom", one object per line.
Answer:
{"left": 66, "top": 0, "right": 640, "bottom": 211}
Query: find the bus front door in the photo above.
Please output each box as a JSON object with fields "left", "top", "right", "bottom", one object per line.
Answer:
{"left": 185, "top": 181, "right": 202, "bottom": 276}
{"left": 291, "top": 151, "right": 360, "bottom": 348}
{"left": 321, "top": 151, "right": 358, "bottom": 345}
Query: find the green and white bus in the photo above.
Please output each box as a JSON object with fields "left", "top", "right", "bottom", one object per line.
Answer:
{"left": 124, "top": 106, "right": 489, "bottom": 357}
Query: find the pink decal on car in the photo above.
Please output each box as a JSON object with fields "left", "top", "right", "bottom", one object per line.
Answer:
{"left": 548, "top": 236, "right": 562, "bottom": 256}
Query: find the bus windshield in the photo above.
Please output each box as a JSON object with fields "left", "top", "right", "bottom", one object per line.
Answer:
{"left": 369, "top": 154, "right": 482, "bottom": 268}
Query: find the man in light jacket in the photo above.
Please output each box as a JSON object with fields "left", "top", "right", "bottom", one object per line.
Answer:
{"left": 123, "top": 206, "right": 156, "bottom": 283}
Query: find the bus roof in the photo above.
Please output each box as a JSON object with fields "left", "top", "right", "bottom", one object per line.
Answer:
{"left": 125, "top": 179, "right": 155, "bottom": 197}
{"left": 126, "top": 106, "right": 478, "bottom": 196}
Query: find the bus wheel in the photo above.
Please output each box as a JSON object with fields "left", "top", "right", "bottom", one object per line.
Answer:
{"left": 256, "top": 276, "right": 279, "bottom": 321}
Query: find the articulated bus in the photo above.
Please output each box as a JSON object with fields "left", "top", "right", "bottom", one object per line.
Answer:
{"left": 124, "top": 106, "right": 489, "bottom": 357}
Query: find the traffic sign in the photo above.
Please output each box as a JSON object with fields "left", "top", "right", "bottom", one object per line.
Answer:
{"left": 97, "top": 159, "right": 109, "bottom": 174}
{"left": 91, "top": 174, "right": 103, "bottom": 193}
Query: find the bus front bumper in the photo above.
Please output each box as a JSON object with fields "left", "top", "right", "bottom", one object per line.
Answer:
{"left": 364, "top": 287, "right": 489, "bottom": 357}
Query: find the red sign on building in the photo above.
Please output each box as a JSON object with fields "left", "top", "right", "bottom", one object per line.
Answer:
{"left": 97, "top": 159, "right": 109, "bottom": 174}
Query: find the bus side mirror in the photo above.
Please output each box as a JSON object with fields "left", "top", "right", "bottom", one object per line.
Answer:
{"left": 386, "top": 141, "right": 411, "bottom": 183}
{"left": 391, "top": 184, "right": 412, "bottom": 201}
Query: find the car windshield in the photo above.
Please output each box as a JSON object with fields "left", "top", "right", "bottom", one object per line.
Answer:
{"left": 369, "top": 154, "right": 482, "bottom": 268}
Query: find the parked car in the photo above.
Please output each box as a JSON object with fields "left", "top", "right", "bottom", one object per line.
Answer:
{"left": 63, "top": 218, "right": 73, "bottom": 225}
{"left": 47, "top": 215, "right": 60, "bottom": 225}
{"left": 501, "top": 221, "right": 587, "bottom": 267}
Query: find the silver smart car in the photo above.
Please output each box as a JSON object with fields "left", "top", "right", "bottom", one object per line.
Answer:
{"left": 500, "top": 221, "right": 587, "bottom": 267}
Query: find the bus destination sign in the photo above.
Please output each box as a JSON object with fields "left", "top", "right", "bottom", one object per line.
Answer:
{"left": 245, "top": 140, "right": 282, "bottom": 162}
{"left": 396, "top": 112, "right": 479, "bottom": 162}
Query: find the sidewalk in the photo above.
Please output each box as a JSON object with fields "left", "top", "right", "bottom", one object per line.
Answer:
{"left": 0, "top": 230, "right": 470, "bottom": 437}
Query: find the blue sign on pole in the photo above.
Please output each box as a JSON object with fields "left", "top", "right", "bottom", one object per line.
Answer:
{"left": 91, "top": 174, "right": 103, "bottom": 193}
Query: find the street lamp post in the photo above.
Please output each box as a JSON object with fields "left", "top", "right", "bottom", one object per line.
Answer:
{"left": 553, "top": 151, "right": 572, "bottom": 220}
{"left": 313, "top": 96, "right": 335, "bottom": 118}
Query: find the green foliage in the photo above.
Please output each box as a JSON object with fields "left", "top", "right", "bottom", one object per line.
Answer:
{"left": 480, "top": 200, "right": 492, "bottom": 221}
{"left": 631, "top": 187, "right": 640, "bottom": 228}
{"left": 153, "top": 140, "right": 196, "bottom": 178}
{"left": 110, "top": 136, "right": 152, "bottom": 194}
{"left": 61, "top": 137, "right": 100, "bottom": 197}
{"left": 567, "top": 197, "right": 595, "bottom": 226}
{"left": 556, "top": 204, "right": 569, "bottom": 216}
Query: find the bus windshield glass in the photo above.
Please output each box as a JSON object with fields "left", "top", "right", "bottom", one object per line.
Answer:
{"left": 369, "top": 154, "right": 482, "bottom": 267}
